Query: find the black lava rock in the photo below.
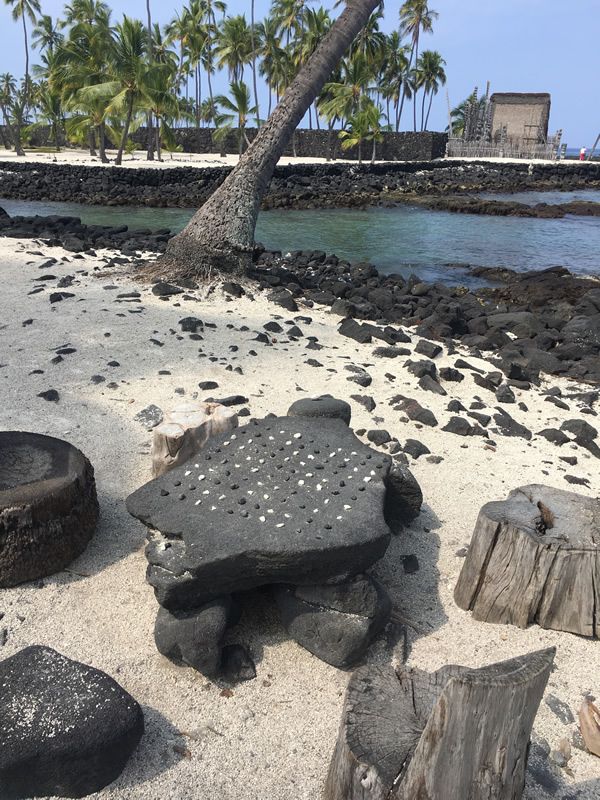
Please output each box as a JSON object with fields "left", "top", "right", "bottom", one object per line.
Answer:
{"left": 383, "top": 461, "right": 423, "bottom": 524}
{"left": 154, "top": 598, "right": 232, "bottom": 678}
{"left": 0, "top": 645, "right": 143, "bottom": 799}
{"left": 273, "top": 575, "right": 391, "bottom": 668}
{"left": 403, "top": 439, "right": 431, "bottom": 459}
{"left": 415, "top": 340, "right": 442, "bottom": 359}
{"left": 288, "top": 395, "right": 351, "bottom": 426}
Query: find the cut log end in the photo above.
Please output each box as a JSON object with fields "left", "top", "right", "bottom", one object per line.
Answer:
{"left": 324, "top": 648, "right": 555, "bottom": 800}
{"left": 455, "top": 484, "right": 600, "bottom": 637}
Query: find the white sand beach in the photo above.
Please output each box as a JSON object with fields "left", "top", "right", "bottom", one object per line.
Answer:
{"left": 1, "top": 236, "right": 599, "bottom": 799}
{"left": 2, "top": 147, "right": 595, "bottom": 170}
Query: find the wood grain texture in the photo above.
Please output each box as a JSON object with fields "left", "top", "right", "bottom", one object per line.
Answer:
{"left": 323, "top": 648, "right": 555, "bottom": 800}
{"left": 454, "top": 484, "right": 600, "bottom": 637}
{"left": 151, "top": 401, "right": 238, "bottom": 476}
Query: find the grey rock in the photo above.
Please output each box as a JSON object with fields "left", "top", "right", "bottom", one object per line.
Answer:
{"left": 350, "top": 395, "right": 376, "bottom": 413}
{"left": 134, "top": 404, "right": 163, "bottom": 430}
{"left": 179, "top": 316, "right": 203, "bottom": 332}
{"left": 439, "top": 367, "right": 464, "bottom": 382}
{"left": 493, "top": 409, "right": 532, "bottom": 441}
{"left": 418, "top": 374, "right": 447, "bottom": 396}
{"left": 345, "top": 365, "right": 372, "bottom": 388}
{"left": 495, "top": 384, "right": 516, "bottom": 404}
{"left": 338, "top": 318, "right": 372, "bottom": 344}
{"left": 443, "top": 417, "right": 473, "bottom": 436}
{"left": 415, "top": 340, "right": 442, "bottom": 359}
{"left": 560, "top": 419, "right": 597, "bottom": 443}
{"left": 406, "top": 359, "right": 437, "bottom": 379}
{"left": 367, "top": 430, "right": 392, "bottom": 446}
{"left": 544, "top": 694, "right": 575, "bottom": 725}
{"left": 152, "top": 282, "right": 183, "bottom": 297}
{"left": 537, "top": 429, "right": 570, "bottom": 446}
{"left": 373, "top": 346, "right": 411, "bottom": 358}
{"left": 394, "top": 397, "right": 438, "bottom": 427}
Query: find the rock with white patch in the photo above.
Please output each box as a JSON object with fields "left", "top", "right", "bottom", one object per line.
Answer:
{"left": 0, "top": 645, "right": 143, "bottom": 799}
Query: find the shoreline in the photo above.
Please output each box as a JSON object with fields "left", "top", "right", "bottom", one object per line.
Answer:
{"left": 0, "top": 235, "right": 598, "bottom": 799}
{"left": 2, "top": 208, "right": 599, "bottom": 387}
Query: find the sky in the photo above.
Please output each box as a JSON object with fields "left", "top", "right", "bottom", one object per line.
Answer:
{"left": 1, "top": 0, "right": 598, "bottom": 146}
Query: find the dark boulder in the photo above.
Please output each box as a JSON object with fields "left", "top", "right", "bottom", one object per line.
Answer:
{"left": 0, "top": 646, "right": 143, "bottom": 799}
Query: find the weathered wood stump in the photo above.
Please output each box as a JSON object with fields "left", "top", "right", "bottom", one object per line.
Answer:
{"left": 323, "top": 647, "right": 555, "bottom": 800}
{"left": 151, "top": 401, "right": 238, "bottom": 476}
{"left": 455, "top": 484, "right": 600, "bottom": 637}
{"left": 0, "top": 432, "right": 99, "bottom": 587}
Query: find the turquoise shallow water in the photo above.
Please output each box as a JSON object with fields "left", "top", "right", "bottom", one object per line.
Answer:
{"left": 479, "top": 189, "right": 600, "bottom": 204}
{"left": 2, "top": 193, "right": 600, "bottom": 285}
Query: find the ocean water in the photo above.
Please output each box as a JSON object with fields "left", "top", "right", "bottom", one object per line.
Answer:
{"left": 2, "top": 193, "right": 599, "bottom": 285}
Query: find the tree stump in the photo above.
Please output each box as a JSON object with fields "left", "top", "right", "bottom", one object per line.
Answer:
{"left": 454, "top": 484, "right": 600, "bottom": 637}
{"left": 151, "top": 401, "right": 238, "bottom": 476}
{"left": 0, "top": 431, "right": 99, "bottom": 587}
{"left": 323, "top": 647, "right": 555, "bottom": 800}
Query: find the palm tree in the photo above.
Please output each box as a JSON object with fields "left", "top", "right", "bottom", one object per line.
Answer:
{"left": 53, "top": 7, "right": 114, "bottom": 160}
{"left": 215, "top": 80, "right": 257, "bottom": 155}
{"left": 159, "top": 0, "right": 382, "bottom": 280}
{"left": 339, "top": 96, "right": 386, "bottom": 164}
{"left": 0, "top": 72, "right": 21, "bottom": 152}
{"left": 399, "top": 0, "right": 437, "bottom": 130}
{"left": 250, "top": 0, "right": 260, "bottom": 127}
{"left": 300, "top": 7, "right": 331, "bottom": 128}
{"left": 216, "top": 14, "right": 252, "bottom": 83}
{"left": 201, "top": 0, "right": 227, "bottom": 126}
{"left": 103, "top": 17, "right": 151, "bottom": 165}
{"left": 145, "top": 61, "right": 181, "bottom": 160}
{"left": 32, "top": 15, "right": 63, "bottom": 55}
{"left": 63, "top": 0, "right": 110, "bottom": 26}
{"left": 320, "top": 54, "right": 373, "bottom": 128}
{"left": 31, "top": 77, "right": 64, "bottom": 151}
{"left": 414, "top": 49, "right": 445, "bottom": 130}
{"left": 4, "top": 0, "right": 41, "bottom": 94}
{"left": 0, "top": 77, "right": 28, "bottom": 155}
{"left": 257, "top": 15, "right": 283, "bottom": 117}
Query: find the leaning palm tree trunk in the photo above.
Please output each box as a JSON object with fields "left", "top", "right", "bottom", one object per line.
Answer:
{"left": 159, "top": 0, "right": 381, "bottom": 280}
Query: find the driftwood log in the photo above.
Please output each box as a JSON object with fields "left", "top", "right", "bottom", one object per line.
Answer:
{"left": 151, "top": 401, "right": 238, "bottom": 476}
{"left": 323, "top": 647, "right": 555, "bottom": 800}
{"left": 455, "top": 484, "right": 600, "bottom": 637}
{"left": 0, "top": 431, "right": 99, "bottom": 587}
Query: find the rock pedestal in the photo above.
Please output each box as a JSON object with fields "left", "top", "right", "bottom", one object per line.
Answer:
{"left": 0, "top": 646, "right": 143, "bottom": 799}
{"left": 0, "top": 432, "right": 99, "bottom": 587}
{"left": 128, "top": 410, "right": 422, "bottom": 678}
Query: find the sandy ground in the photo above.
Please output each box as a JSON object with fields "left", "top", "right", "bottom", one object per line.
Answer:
{"left": 0, "top": 147, "right": 339, "bottom": 170}
{"left": 1, "top": 147, "right": 594, "bottom": 170}
{"left": 0, "top": 235, "right": 599, "bottom": 799}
